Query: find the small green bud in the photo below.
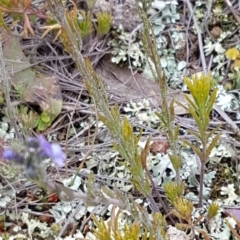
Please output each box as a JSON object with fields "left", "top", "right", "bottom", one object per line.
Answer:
{"left": 207, "top": 201, "right": 219, "bottom": 219}
{"left": 96, "top": 11, "right": 112, "bottom": 37}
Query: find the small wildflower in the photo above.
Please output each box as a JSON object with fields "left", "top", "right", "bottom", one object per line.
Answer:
{"left": 26, "top": 137, "right": 40, "bottom": 150}
{"left": 37, "top": 135, "right": 65, "bottom": 167}
{"left": 49, "top": 144, "right": 65, "bottom": 167}
{"left": 37, "top": 135, "right": 52, "bottom": 158}
{"left": 3, "top": 149, "right": 24, "bottom": 164}
{"left": 3, "top": 149, "right": 15, "bottom": 160}
{"left": 4, "top": 135, "right": 66, "bottom": 167}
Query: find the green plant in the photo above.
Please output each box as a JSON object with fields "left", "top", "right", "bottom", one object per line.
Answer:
{"left": 18, "top": 105, "right": 38, "bottom": 134}
{"left": 18, "top": 107, "right": 52, "bottom": 132}
{"left": 2, "top": 0, "right": 232, "bottom": 238}
{"left": 171, "top": 197, "right": 198, "bottom": 237}
{"left": 50, "top": 0, "right": 154, "bottom": 204}
{"left": 177, "top": 73, "right": 221, "bottom": 207}
{"left": 42, "top": 2, "right": 93, "bottom": 40}
{"left": 136, "top": 0, "right": 182, "bottom": 184}
{"left": 172, "top": 197, "right": 193, "bottom": 224}
{"left": 84, "top": 58, "right": 153, "bottom": 201}
{"left": 76, "top": 10, "right": 93, "bottom": 38}
{"left": 36, "top": 112, "right": 52, "bottom": 131}
{"left": 92, "top": 204, "right": 167, "bottom": 240}
{"left": 96, "top": 11, "right": 112, "bottom": 37}
{"left": 42, "top": 1, "right": 112, "bottom": 43}
{"left": 0, "top": 90, "right": 4, "bottom": 104}
{"left": 227, "top": 68, "right": 240, "bottom": 90}
{"left": 162, "top": 180, "right": 184, "bottom": 205}
{"left": 207, "top": 201, "right": 219, "bottom": 219}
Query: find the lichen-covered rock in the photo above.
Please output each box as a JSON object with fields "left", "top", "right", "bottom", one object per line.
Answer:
{"left": 94, "top": 0, "right": 111, "bottom": 13}
{"left": 111, "top": 0, "right": 141, "bottom": 31}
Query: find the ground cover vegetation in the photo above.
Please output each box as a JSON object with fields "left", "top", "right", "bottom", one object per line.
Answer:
{"left": 1, "top": 0, "right": 240, "bottom": 239}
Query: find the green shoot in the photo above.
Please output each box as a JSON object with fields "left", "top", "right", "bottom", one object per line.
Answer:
{"left": 136, "top": 0, "right": 182, "bottom": 184}
{"left": 96, "top": 11, "right": 112, "bottom": 37}
{"left": 177, "top": 73, "right": 221, "bottom": 207}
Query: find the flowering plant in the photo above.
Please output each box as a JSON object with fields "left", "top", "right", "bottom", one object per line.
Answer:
{"left": 3, "top": 135, "right": 126, "bottom": 206}
{"left": 3, "top": 135, "right": 65, "bottom": 180}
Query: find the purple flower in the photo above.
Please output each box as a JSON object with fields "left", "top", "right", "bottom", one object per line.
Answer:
{"left": 37, "top": 135, "right": 65, "bottom": 167}
{"left": 3, "top": 149, "right": 16, "bottom": 160}
{"left": 26, "top": 137, "right": 40, "bottom": 150}
{"left": 49, "top": 144, "right": 66, "bottom": 167}
{"left": 37, "top": 135, "right": 52, "bottom": 157}
{"left": 3, "top": 136, "right": 66, "bottom": 168}
{"left": 3, "top": 149, "right": 24, "bottom": 164}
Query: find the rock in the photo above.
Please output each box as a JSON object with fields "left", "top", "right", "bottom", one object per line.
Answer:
{"left": 111, "top": 0, "right": 141, "bottom": 31}
{"left": 210, "top": 26, "right": 223, "bottom": 39}
{"left": 94, "top": 0, "right": 111, "bottom": 13}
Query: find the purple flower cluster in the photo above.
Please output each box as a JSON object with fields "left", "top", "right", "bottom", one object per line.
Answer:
{"left": 3, "top": 135, "right": 65, "bottom": 167}
{"left": 3, "top": 149, "right": 24, "bottom": 164}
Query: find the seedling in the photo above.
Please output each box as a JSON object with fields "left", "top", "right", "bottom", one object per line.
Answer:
{"left": 177, "top": 73, "right": 221, "bottom": 207}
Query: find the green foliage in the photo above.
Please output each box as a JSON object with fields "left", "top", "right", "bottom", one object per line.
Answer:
{"left": 76, "top": 11, "right": 93, "bottom": 38}
{"left": 4, "top": 0, "right": 224, "bottom": 238}
{"left": 42, "top": 0, "right": 112, "bottom": 43}
{"left": 96, "top": 11, "right": 112, "bottom": 37}
{"left": 137, "top": 0, "right": 182, "bottom": 183}
{"left": 177, "top": 73, "right": 221, "bottom": 207}
{"left": 227, "top": 68, "right": 240, "bottom": 90}
{"left": 18, "top": 106, "right": 38, "bottom": 133}
{"left": 92, "top": 213, "right": 153, "bottom": 240}
{"left": 84, "top": 58, "right": 150, "bottom": 196}
{"left": 92, "top": 214, "right": 112, "bottom": 240}
{"left": 92, "top": 208, "right": 166, "bottom": 240}
{"left": 181, "top": 74, "right": 216, "bottom": 134}
{"left": 173, "top": 197, "right": 193, "bottom": 222}
{"left": 207, "top": 201, "right": 219, "bottom": 219}
{"left": 172, "top": 197, "right": 210, "bottom": 237}
{"left": 0, "top": 91, "right": 4, "bottom": 104}
{"left": 162, "top": 180, "right": 184, "bottom": 205}
{"left": 18, "top": 106, "right": 52, "bottom": 132}
{"left": 61, "top": 1, "right": 93, "bottom": 39}
{"left": 151, "top": 212, "right": 168, "bottom": 239}
{"left": 36, "top": 112, "right": 52, "bottom": 131}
